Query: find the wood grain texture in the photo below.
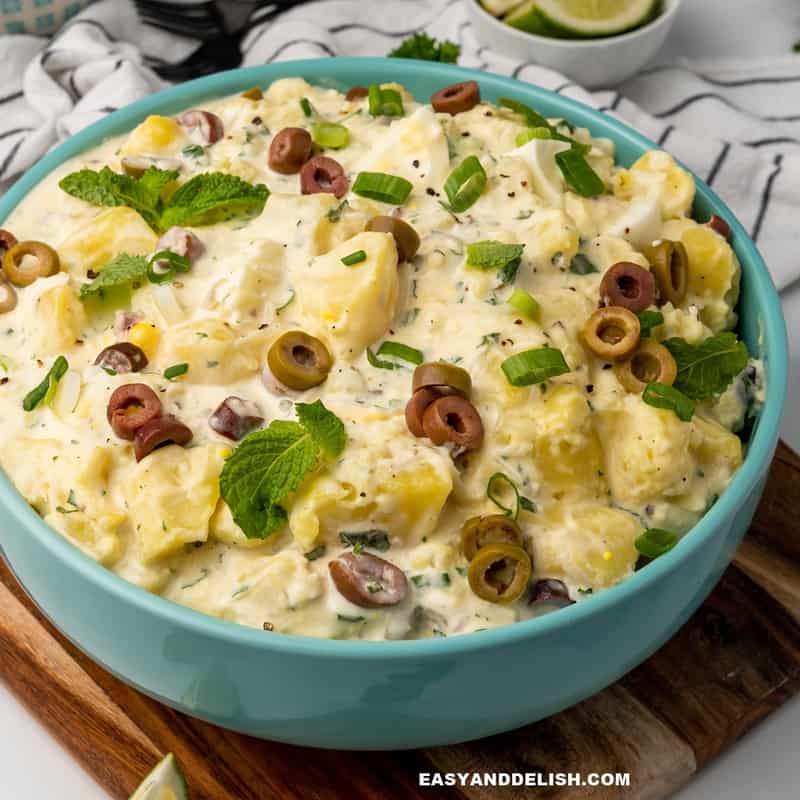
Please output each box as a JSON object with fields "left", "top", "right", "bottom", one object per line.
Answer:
{"left": 0, "top": 439, "right": 798, "bottom": 800}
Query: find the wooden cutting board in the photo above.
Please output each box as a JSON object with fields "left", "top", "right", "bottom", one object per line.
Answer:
{"left": 1, "top": 441, "right": 799, "bottom": 800}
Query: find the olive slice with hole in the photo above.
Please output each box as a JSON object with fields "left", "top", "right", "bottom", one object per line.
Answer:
{"left": 269, "top": 127, "right": 312, "bottom": 175}
{"left": 0, "top": 280, "right": 17, "bottom": 314}
{"left": 461, "top": 515, "right": 523, "bottom": 561}
{"left": 106, "top": 383, "right": 162, "bottom": 440}
{"left": 405, "top": 387, "right": 442, "bottom": 438}
{"left": 95, "top": 342, "right": 149, "bottom": 374}
{"left": 267, "top": 331, "right": 333, "bottom": 390}
{"left": 3, "top": 241, "right": 60, "bottom": 287}
{"left": 599, "top": 261, "right": 656, "bottom": 313}
{"left": 431, "top": 81, "right": 481, "bottom": 115}
{"left": 615, "top": 339, "right": 678, "bottom": 393}
{"left": 422, "top": 395, "right": 484, "bottom": 451}
{"left": 329, "top": 551, "right": 408, "bottom": 608}
{"left": 646, "top": 240, "right": 689, "bottom": 306}
{"left": 0, "top": 229, "right": 17, "bottom": 256}
{"left": 468, "top": 543, "right": 531, "bottom": 605}
{"left": 582, "top": 306, "right": 640, "bottom": 361}
{"left": 366, "top": 216, "right": 420, "bottom": 262}
{"left": 529, "top": 579, "right": 573, "bottom": 607}
{"left": 134, "top": 414, "right": 193, "bottom": 462}
{"left": 412, "top": 361, "right": 472, "bottom": 397}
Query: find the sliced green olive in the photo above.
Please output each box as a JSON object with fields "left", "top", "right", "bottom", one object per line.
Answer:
{"left": 3, "top": 240, "right": 60, "bottom": 287}
{"left": 582, "top": 306, "right": 640, "bottom": 361}
{"left": 615, "top": 339, "right": 677, "bottom": 393}
{"left": 461, "top": 515, "right": 522, "bottom": 561}
{"left": 412, "top": 361, "right": 472, "bottom": 397}
{"left": 267, "top": 331, "right": 333, "bottom": 390}
{"left": 468, "top": 543, "right": 531, "bottom": 605}
{"left": 365, "top": 216, "right": 421, "bottom": 263}
{"left": 646, "top": 240, "right": 688, "bottom": 306}
{"left": 0, "top": 280, "right": 17, "bottom": 313}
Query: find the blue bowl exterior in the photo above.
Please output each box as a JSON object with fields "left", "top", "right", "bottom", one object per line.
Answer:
{"left": 0, "top": 58, "right": 788, "bottom": 749}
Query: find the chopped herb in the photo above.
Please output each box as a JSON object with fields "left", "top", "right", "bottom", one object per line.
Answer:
{"left": 337, "top": 614, "right": 366, "bottom": 623}
{"left": 635, "top": 528, "right": 678, "bottom": 559}
{"left": 642, "top": 382, "right": 695, "bottom": 421}
{"left": 180, "top": 569, "right": 210, "bottom": 590}
{"left": 304, "top": 544, "right": 327, "bottom": 561}
{"left": 0, "top": 355, "right": 8, "bottom": 372}
{"left": 411, "top": 575, "right": 428, "bottom": 588}
{"left": 181, "top": 144, "right": 206, "bottom": 159}
{"left": 467, "top": 240, "right": 525, "bottom": 269}
{"left": 569, "top": 254, "right": 598, "bottom": 275}
{"left": 501, "top": 347, "right": 570, "bottom": 387}
{"left": 341, "top": 249, "right": 367, "bottom": 266}
{"left": 519, "top": 495, "right": 537, "bottom": 513}
{"left": 276, "top": 289, "right": 295, "bottom": 314}
{"left": 23, "top": 356, "right": 68, "bottom": 412}
{"left": 326, "top": 199, "right": 349, "bottom": 222}
{"left": 388, "top": 32, "right": 460, "bottom": 63}
{"left": 515, "top": 209, "right": 534, "bottom": 220}
{"left": 164, "top": 362, "right": 189, "bottom": 380}
{"left": 300, "top": 97, "right": 314, "bottom": 117}
{"left": 56, "top": 488, "right": 81, "bottom": 515}
{"left": 479, "top": 332, "right": 501, "bottom": 348}
{"left": 232, "top": 585, "right": 250, "bottom": 599}
{"left": 339, "top": 529, "right": 390, "bottom": 552}
{"left": 638, "top": 310, "right": 664, "bottom": 338}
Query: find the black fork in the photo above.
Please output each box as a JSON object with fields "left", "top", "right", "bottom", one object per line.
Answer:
{"left": 134, "top": 0, "right": 308, "bottom": 80}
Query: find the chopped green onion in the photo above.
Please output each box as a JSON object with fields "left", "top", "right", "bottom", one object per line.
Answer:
{"left": 377, "top": 340, "right": 423, "bottom": 364}
{"left": 300, "top": 97, "right": 313, "bottom": 117}
{"left": 444, "top": 155, "right": 487, "bottom": 213}
{"left": 339, "top": 529, "right": 390, "bottom": 551}
{"left": 164, "top": 362, "right": 189, "bottom": 380}
{"left": 569, "top": 254, "right": 598, "bottom": 275}
{"left": 326, "top": 200, "right": 349, "bottom": 222}
{"left": 498, "top": 97, "right": 550, "bottom": 129}
{"left": 352, "top": 171, "right": 413, "bottom": 204}
{"left": 367, "top": 85, "right": 404, "bottom": 117}
{"left": 181, "top": 144, "right": 205, "bottom": 158}
{"left": 519, "top": 495, "right": 537, "bottom": 513}
{"left": 486, "top": 472, "right": 532, "bottom": 520}
{"left": 146, "top": 250, "right": 191, "bottom": 285}
{"left": 338, "top": 614, "right": 366, "bottom": 623}
{"left": 507, "top": 288, "right": 540, "bottom": 319}
{"left": 23, "top": 356, "right": 68, "bottom": 412}
{"left": 304, "top": 545, "right": 327, "bottom": 561}
{"left": 555, "top": 148, "right": 605, "bottom": 197}
{"left": 311, "top": 121, "right": 349, "bottom": 149}
{"left": 635, "top": 528, "right": 678, "bottom": 559}
{"left": 638, "top": 310, "right": 665, "bottom": 338}
{"left": 466, "top": 240, "right": 525, "bottom": 269}
{"left": 341, "top": 249, "right": 367, "bottom": 266}
{"left": 642, "top": 382, "right": 694, "bottom": 421}
{"left": 501, "top": 347, "right": 569, "bottom": 387}
{"left": 515, "top": 127, "right": 553, "bottom": 147}
{"left": 275, "top": 289, "right": 295, "bottom": 314}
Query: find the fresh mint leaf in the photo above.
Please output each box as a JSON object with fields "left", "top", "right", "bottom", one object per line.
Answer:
{"left": 137, "top": 166, "right": 179, "bottom": 199}
{"left": 388, "top": 32, "right": 460, "bottom": 63}
{"left": 662, "top": 333, "right": 749, "bottom": 400}
{"left": 79, "top": 253, "right": 148, "bottom": 300}
{"left": 295, "top": 399, "right": 346, "bottom": 458}
{"left": 642, "top": 382, "right": 695, "bottom": 422}
{"left": 339, "top": 529, "right": 390, "bottom": 552}
{"left": 638, "top": 310, "right": 664, "bottom": 338}
{"left": 219, "top": 400, "right": 345, "bottom": 539}
{"left": 159, "top": 172, "right": 269, "bottom": 230}
{"left": 569, "top": 254, "right": 598, "bottom": 275}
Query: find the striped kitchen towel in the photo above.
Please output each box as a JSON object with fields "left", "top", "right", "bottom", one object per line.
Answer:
{"left": 0, "top": 0, "right": 798, "bottom": 290}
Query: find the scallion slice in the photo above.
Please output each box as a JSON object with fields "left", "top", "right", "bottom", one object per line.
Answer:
{"left": 367, "top": 340, "right": 423, "bottom": 369}
{"left": 555, "top": 148, "right": 605, "bottom": 197}
{"left": 300, "top": 97, "right": 313, "bottom": 117}
{"left": 23, "top": 355, "right": 68, "bottom": 412}
{"left": 146, "top": 250, "right": 191, "bottom": 285}
{"left": 635, "top": 528, "right": 678, "bottom": 560}
{"left": 311, "top": 121, "right": 349, "bottom": 149}
{"left": 443, "top": 155, "right": 486, "bottom": 213}
{"left": 515, "top": 127, "right": 553, "bottom": 147}
{"left": 486, "top": 473, "right": 536, "bottom": 520}
{"left": 507, "top": 288, "right": 540, "bottom": 319}
{"left": 498, "top": 97, "right": 550, "bottom": 129}
{"left": 466, "top": 240, "right": 524, "bottom": 269}
{"left": 341, "top": 249, "right": 367, "bottom": 266}
{"left": 642, "top": 382, "right": 694, "bottom": 421}
{"left": 501, "top": 347, "right": 569, "bottom": 387}
{"left": 367, "top": 85, "right": 404, "bottom": 117}
{"left": 164, "top": 362, "right": 189, "bottom": 380}
{"left": 352, "top": 171, "right": 413, "bottom": 204}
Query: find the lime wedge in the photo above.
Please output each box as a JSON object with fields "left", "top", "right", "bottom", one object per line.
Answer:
{"left": 534, "top": 0, "right": 659, "bottom": 37}
{"left": 504, "top": 0, "right": 552, "bottom": 34}
{"left": 481, "top": 0, "right": 529, "bottom": 15}
{"left": 129, "top": 754, "right": 190, "bottom": 800}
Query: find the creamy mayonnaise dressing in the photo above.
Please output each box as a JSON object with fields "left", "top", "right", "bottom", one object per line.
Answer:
{"left": 0, "top": 78, "right": 755, "bottom": 639}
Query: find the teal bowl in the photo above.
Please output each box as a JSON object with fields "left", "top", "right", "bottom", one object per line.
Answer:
{"left": 0, "top": 58, "right": 788, "bottom": 749}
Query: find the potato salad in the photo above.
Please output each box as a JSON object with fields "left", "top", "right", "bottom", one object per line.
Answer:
{"left": 0, "top": 77, "right": 759, "bottom": 640}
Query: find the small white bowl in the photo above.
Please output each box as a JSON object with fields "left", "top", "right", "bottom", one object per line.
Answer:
{"left": 466, "top": 0, "right": 683, "bottom": 89}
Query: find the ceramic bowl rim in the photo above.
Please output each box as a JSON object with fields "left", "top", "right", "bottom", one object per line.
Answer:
{"left": 0, "top": 57, "right": 787, "bottom": 660}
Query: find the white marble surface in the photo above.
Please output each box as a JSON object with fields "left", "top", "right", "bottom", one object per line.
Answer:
{"left": 1, "top": 1, "right": 799, "bottom": 797}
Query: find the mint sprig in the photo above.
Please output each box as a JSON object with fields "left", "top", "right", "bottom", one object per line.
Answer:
{"left": 79, "top": 253, "right": 148, "bottom": 299}
{"left": 220, "top": 400, "right": 346, "bottom": 539}
{"left": 662, "top": 333, "right": 749, "bottom": 400}
{"left": 59, "top": 167, "right": 269, "bottom": 234}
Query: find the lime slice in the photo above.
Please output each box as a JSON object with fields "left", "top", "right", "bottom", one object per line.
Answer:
{"left": 481, "top": 0, "right": 529, "bottom": 15}
{"left": 504, "top": 0, "right": 552, "bottom": 34}
{"left": 129, "top": 754, "right": 190, "bottom": 800}
{"left": 534, "top": 0, "right": 658, "bottom": 36}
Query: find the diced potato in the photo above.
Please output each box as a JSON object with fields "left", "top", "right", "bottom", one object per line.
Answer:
{"left": 691, "top": 416, "right": 743, "bottom": 471}
{"left": 517, "top": 209, "right": 579, "bottom": 269}
{"left": 124, "top": 444, "right": 228, "bottom": 563}
{"left": 121, "top": 115, "right": 186, "bottom": 156}
{"left": 288, "top": 416, "right": 454, "bottom": 550}
{"left": 630, "top": 150, "right": 695, "bottom": 219}
{"left": 33, "top": 283, "right": 87, "bottom": 356}
{"left": 57, "top": 207, "right": 158, "bottom": 275}
{"left": 291, "top": 231, "right": 399, "bottom": 359}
